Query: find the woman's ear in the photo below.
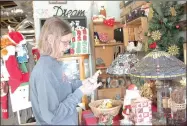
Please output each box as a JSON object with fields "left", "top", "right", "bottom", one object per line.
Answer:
{"left": 47, "top": 34, "right": 55, "bottom": 45}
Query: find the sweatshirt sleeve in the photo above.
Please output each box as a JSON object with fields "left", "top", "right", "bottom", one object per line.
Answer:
{"left": 36, "top": 71, "right": 83, "bottom": 124}
{"left": 71, "top": 80, "right": 82, "bottom": 92}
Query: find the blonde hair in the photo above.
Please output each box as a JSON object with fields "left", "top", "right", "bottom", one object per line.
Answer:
{"left": 38, "top": 16, "right": 71, "bottom": 56}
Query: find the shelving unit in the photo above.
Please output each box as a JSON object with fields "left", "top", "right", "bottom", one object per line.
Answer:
{"left": 89, "top": 21, "right": 125, "bottom": 100}
{"left": 123, "top": 16, "right": 148, "bottom": 52}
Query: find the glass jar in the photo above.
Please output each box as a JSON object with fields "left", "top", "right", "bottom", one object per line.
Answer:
{"left": 170, "top": 86, "right": 186, "bottom": 124}
{"left": 100, "top": 6, "right": 106, "bottom": 17}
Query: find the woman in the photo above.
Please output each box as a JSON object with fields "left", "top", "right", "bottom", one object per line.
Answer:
{"left": 30, "top": 17, "right": 101, "bottom": 125}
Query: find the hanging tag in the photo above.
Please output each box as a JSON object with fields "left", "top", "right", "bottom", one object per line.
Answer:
{"left": 103, "top": 46, "right": 105, "bottom": 49}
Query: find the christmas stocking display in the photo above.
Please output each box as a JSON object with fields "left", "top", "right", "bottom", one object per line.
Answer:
{"left": 1, "top": 81, "right": 9, "bottom": 119}
{"left": 1, "top": 29, "right": 30, "bottom": 93}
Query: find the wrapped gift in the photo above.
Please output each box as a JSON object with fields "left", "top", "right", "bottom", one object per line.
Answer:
{"left": 70, "top": 28, "right": 89, "bottom": 54}
{"left": 82, "top": 110, "right": 122, "bottom": 125}
{"left": 130, "top": 97, "right": 152, "bottom": 125}
{"left": 82, "top": 110, "right": 97, "bottom": 125}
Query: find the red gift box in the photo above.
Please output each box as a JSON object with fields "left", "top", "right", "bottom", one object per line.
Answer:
{"left": 82, "top": 110, "right": 97, "bottom": 125}
{"left": 82, "top": 110, "right": 122, "bottom": 125}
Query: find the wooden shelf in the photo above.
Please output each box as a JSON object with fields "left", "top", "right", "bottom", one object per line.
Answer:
{"left": 97, "top": 87, "right": 125, "bottom": 99}
{"left": 99, "top": 73, "right": 110, "bottom": 78}
{"left": 93, "top": 21, "right": 121, "bottom": 25}
{"left": 59, "top": 54, "right": 89, "bottom": 61}
{"left": 96, "top": 66, "right": 107, "bottom": 69}
{"left": 95, "top": 43, "right": 123, "bottom": 47}
{"left": 126, "top": 17, "right": 147, "bottom": 26}
{"left": 98, "top": 87, "right": 122, "bottom": 91}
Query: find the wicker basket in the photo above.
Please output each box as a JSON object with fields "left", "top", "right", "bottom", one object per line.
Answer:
{"left": 89, "top": 99, "right": 122, "bottom": 117}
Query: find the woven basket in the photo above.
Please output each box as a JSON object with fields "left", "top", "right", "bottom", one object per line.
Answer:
{"left": 89, "top": 99, "right": 122, "bottom": 117}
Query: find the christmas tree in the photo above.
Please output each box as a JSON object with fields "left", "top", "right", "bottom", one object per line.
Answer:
{"left": 145, "top": 1, "right": 184, "bottom": 60}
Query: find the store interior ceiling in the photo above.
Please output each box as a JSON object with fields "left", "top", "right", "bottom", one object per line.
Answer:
{"left": 1, "top": 1, "right": 35, "bottom": 42}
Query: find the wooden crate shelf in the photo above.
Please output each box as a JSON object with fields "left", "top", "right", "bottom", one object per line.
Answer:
{"left": 96, "top": 66, "right": 108, "bottom": 69}
{"left": 97, "top": 87, "right": 125, "bottom": 100}
{"left": 95, "top": 43, "right": 123, "bottom": 47}
{"left": 89, "top": 21, "right": 125, "bottom": 100}
{"left": 123, "top": 17, "right": 148, "bottom": 51}
{"left": 126, "top": 17, "right": 146, "bottom": 26}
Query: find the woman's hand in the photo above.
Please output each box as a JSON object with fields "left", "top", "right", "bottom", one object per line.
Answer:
{"left": 79, "top": 70, "right": 102, "bottom": 95}
{"left": 82, "top": 70, "right": 102, "bottom": 86}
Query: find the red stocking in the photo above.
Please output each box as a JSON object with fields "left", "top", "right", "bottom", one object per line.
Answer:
{"left": 5, "top": 55, "right": 29, "bottom": 93}
{"left": 1, "top": 82, "right": 9, "bottom": 119}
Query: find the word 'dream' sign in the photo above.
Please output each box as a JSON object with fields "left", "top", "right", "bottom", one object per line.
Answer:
{"left": 53, "top": 6, "right": 85, "bottom": 17}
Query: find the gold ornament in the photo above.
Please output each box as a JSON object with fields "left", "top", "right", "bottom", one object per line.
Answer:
{"left": 180, "top": 77, "right": 186, "bottom": 86}
{"left": 168, "top": 45, "right": 179, "bottom": 56}
{"left": 148, "top": 7, "right": 154, "bottom": 21}
{"left": 151, "top": 30, "right": 162, "bottom": 41}
{"left": 170, "top": 7, "right": 176, "bottom": 16}
{"left": 140, "top": 81, "right": 157, "bottom": 104}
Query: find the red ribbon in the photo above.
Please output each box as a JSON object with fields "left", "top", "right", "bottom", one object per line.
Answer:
{"left": 103, "top": 18, "right": 115, "bottom": 27}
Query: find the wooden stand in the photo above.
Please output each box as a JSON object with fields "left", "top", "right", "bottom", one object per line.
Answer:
{"left": 123, "top": 17, "right": 148, "bottom": 51}
{"left": 183, "top": 42, "right": 186, "bottom": 64}
{"left": 89, "top": 21, "right": 125, "bottom": 100}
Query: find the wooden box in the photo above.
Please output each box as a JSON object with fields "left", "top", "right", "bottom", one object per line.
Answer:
{"left": 184, "top": 42, "right": 186, "bottom": 64}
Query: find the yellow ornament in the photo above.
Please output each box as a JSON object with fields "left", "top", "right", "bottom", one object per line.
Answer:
{"left": 148, "top": 7, "right": 154, "bottom": 21}
{"left": 151, "top": 30, "right": 162, "bottom": 41}
{"left": 170, "top": 7, "right": 176, "bottom": 16}
{"left": 168, "top": 45, "right": 179, "bottom": 56}
{"left": 180, "top": 77, "right": 186, "bottom": 86}
{"left": 106, "top": 103, "right": 112, "bottom": 108}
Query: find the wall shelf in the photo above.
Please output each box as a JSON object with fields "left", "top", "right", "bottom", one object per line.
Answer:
{"left": 95, "top": 43, "right": 123, "bottom": 47}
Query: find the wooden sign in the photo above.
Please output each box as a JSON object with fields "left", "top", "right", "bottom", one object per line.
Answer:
{"left": 53, "top": 6, "right": 85, "bottom": 17}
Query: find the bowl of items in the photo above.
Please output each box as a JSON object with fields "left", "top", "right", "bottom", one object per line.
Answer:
{"left": 89, "top": 99, "right": 122, "bottom": 117}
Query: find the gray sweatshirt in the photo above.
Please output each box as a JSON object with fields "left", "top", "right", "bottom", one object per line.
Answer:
{"left": 29, "top": 55, "right": 83, "bottom": 125}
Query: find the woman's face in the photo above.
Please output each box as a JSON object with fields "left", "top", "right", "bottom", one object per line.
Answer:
{"left": 59, "top": 33, "right": 72, "bottom": 53}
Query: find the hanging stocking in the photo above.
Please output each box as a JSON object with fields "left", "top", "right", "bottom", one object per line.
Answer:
{"left": 5, "top": 55, "right": 30, "bottom": 93}
{"left": 1, "top": 81, "right": 9, "bottom": 119}
{"left": 3, "top": 46, "right": 29, "bottom": 93}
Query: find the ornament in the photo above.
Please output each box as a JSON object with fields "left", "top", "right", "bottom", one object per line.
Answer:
{"left": 170, "top": 7, "right": 176, "bottom": 16}
{"left": 148, "top": 7, "right": 154, "bottom": 21}
{"left": 103, "top": 18, "right": 115, "bottom": 27}
{"left": 176, "top": 25, "right": 180, "bottom": 29}
{"left": 140, "top": 81, "right": 157, "bottom": 103}
{"left": 151, "top": 30, "right": 162, "bottom": 41}
{"left": 147, "top": 32, "right": 151, "bottom": 37}
{"left": 168, "top": 45, "right": 179, "bottom": 56}
{"left": 149, "top": 42, "right": 157, "bottom": 49}
{"left": 180, "top": 77, "right": 186, "bottom": 86}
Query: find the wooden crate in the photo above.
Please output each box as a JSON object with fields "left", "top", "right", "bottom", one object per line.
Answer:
{"left": 97, "top": 87, "right": 125, "bottom": 100}
{"left": 119, "top": 1, "right": 124, "bottom": 9}
{"left": 123, "top": 17, "right": 148, "bottom": 51}
{"left": 184, "top": 42, "right": 186, "bottom": 64}
{"left": 120, "top": 1, "right": 147, "bottom": 18}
